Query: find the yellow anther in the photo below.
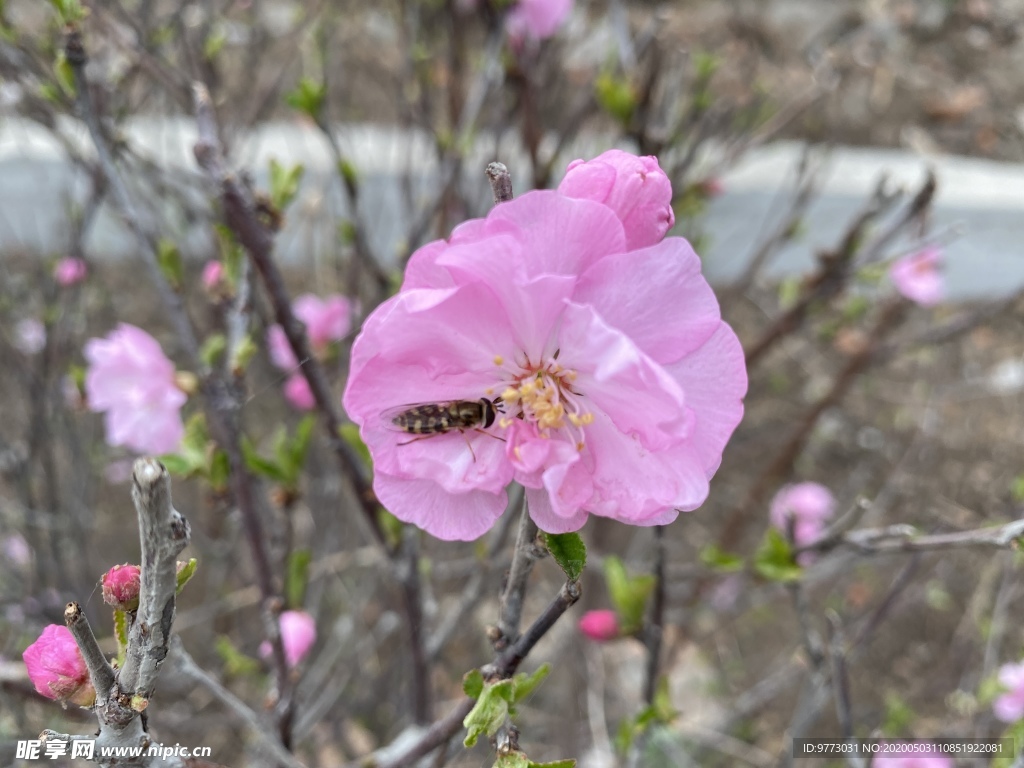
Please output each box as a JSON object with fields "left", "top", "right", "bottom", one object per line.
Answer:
{"left": 501, "top": 387, "right": 520, "bottom": 403}
{"left": 493, "top": 355, "right": 504, "bottom": 366}
{"left": 576, "top": 442, "right": 585, "bottom": 451}
{"left": 499, "top": 417, "right": 513, "bottom": 428}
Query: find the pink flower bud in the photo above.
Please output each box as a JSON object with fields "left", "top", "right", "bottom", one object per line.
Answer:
{"left": 283, "top": 374, "right": 315, "bottom": 411}
{"left": 578, "top": 609, "right": 620, "bottom": 641}
{"left": 260, "top": 610, "right": 317, "bottom": 668}
{"left": 890, "top": 246, "right": 944, "bottom": 307}
{"left": 102, "top": 563, "right": 142, "bottom": 611}
{"left": 22, "top": 625, "right": 96, "bottom": 706}
{"left": 201, "top": 260, "right": 224, "bottom": 291}
{"left": 53, "top": 257, "right": 88, "bottom": 287}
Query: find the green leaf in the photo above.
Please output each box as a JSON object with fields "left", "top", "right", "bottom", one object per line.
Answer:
{"left": 604, "top": 557, "right": 655, "bottom": 634}
{"left": 156, "top": 239, "right": 183, "bottom": 289}
{"left": 778, "top": 276, "right": 802, "bottom": 310}
{"left": 203, "top": 26, "right": 227, "bottom": 60}
{"left": 753, "top": 529, "right": 803, "bottom": 583}
{"left": 269, "top": 158, "right": 305, "bottom": 210}
{"left": 175, "top": 558, "right": 198, "bottom": 595}
{"left": 699, "top": 544, "right": 744, "bottom": 573}
{"left": 463, "top": 669, "right": 484, "bottom": 699}
{"left": 208, "top": 449, "right": 230, "bottom": 491}
{"left": 230, "top": 334, "right": 258, "bottom": 373}
{"left": 494, "top": 753, "right": 529, "bottom": 768}
{"left": 285, "top": 549, "right": 311, "bottom": 609}
{"left": 53, "top": 51, "right": 75, "bottom": 97}
{"left": 162, "top": 414, "right": 210, "bottom": 478}
{"left": 542, "top": 532, "right": 586, "bottom": 581}
{"left": 378, "top": 508, "right": 403, "bottom": 550}
{"left": 285, "top": 76, "right": 326, "bottom": 119}
{"left": 200, "top": 333, "right": 227, "bottom": 368}
{"left": 338, "top": 159, "right": 359, "bottom": 187}
{"left": 650, "top": 676, "right": 677, "bottom": 722}
{"left": 339, "top": 423, "right": 372, "bottom": 470}
{"left": 594, "top": 72, "right": 635, "bottom": 125}
{"left": 463, "top": 678, "right": 514, "bottom": 747}
{"left": 215, "top": 635, "right": 261, "bottom": 677}
{"left": 1010, "top": 474, "right": 1024, "bottom": 503}
{"left": 529, "top": 760, "right": 576, "bottom": 767}
{"left": 511, "top": 663, "right": 550, "bottom": 704}
{"left": 50, "top": 0, "right": 84, "bottom": 23}
{"left": 241, "top": 435, "right": 290, "bottom": 484}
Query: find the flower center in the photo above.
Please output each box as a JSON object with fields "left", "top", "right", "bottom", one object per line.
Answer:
{"left": 496, "top": 356, "right": 594, "bottom": 449}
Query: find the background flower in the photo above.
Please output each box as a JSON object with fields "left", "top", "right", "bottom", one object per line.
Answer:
{"left": 267, "top": 294, "right": 353, "bottom": 370}
{"left": 578, "top": 610, "right": 620, "bottom": 641}
{"left": 260, "top": 610, "right": 317, "bottom": 668}
{"left": 14, "top": 318, "right": 46, "bottom": 355}
{"left": 84, "top": 324, "right": 186, "bottom": 455}
{"left": 23, "top": 625, "right": 95, "bottom": 706}
{"left": 506, "top": 0, "right": 572, "bottom": 42}
{"left": 890, "top": 247, "right": 944, "bottom": 306}
{"left": 770, "top": 482, "right": 835, "bottom": 552}
{"left": 53, "top": 257, "right": 87, "bottom": 286}
{"left": 345, "top": 180, "right": 746, "bottom": 541}
{"left": 994, "top": 661, "right": 1024, "bottom": 722}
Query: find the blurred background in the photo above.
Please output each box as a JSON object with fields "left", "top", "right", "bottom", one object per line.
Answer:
{"left": 2, "top": 1, "right": 1024, "bottom": 766}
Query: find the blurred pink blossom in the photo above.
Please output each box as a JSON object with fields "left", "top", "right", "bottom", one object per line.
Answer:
{"left": 2, "top": 533, "right": 31, "bottom": 567}
{"left": 261, "top": 610, "right": 317, "bottom": 668}
{"left": 101, "top": 563, "right": 141, "bottom": 611}
{"left": 283, "top": 374, "right": 315, "bottom": 411}
{"left": 578, "top": 610, "right": 620, "bottom": 641}
{"left": 22, "top": 625, "right": 95, "bottom": 706}
{"left": 84, "top": 324, "right": 186, "bottom": 455}
{"left": 770, "top": 482, "right": 835, "bottom": 558}
{"left": 559, "top": 150, "right": 675, "bottom": 249}
{"left": 506, "top": 0, "right": 572, "bottom": 43}
{"left": 14, "top": 318, "right": 46, "bottom": 355}
{"left": 872, "top": 751, "right": 952, "bottom": 768}
{"left": 994, "top": 661, "right": 1024, "bottom": 722}
{"left": 53, "top": 257, "right": 88, "bottom": 286}
{"left": 344, "top": 176, "right": 746, "bottom": 541}
{"left": 267, "top": 294, "right": 353, "bottom": 371}
{"left": 890, "top": 247, "right": 944, "bottom": 306}
{"left": 201, "top": 260, "right": 224, "bottom": 291}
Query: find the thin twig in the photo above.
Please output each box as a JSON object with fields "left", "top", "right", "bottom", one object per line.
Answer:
{"left": 64, "top": 602, "right": 115, "bottom": 700}
{"left": 486, "top": 162, "right": 514, "bottom": 205}
{"left": 495, "top": 501, "right": 543, "bottom": 648}
{"left": 642, "top": 525, "right": 666, "bottom": 704}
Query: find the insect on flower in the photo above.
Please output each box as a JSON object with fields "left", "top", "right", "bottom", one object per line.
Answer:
{"left": 383, "top": 398, "right": 506, "bottom": 459}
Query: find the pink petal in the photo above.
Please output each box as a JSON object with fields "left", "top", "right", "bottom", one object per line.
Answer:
{"left": 284, "top": 374, "right": 316, "bottom": 410}
{"left": 506, "top": 0, "right": 572, "bottom": 40}
{"left": 662, "top": 322, "right": 748, "bottom": 475}
{"left": 373, "top": 472, "right": 508, "bottom": 541}
{"left": 575, "top": 237, "right": 720, "bottom": 365}
{"left": 557, "top": 301, "right": 690, "bottom": 452}
{"left": 526, "top": 486, "right": 589, "bottom": 533}
{"left": 267, "top": 325, "right": 299, "bottom": 370}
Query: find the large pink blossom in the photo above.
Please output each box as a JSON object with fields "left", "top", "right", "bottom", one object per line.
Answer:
{"left": 23, "top": 625, "right": 95, "bottom": 706}
{"left": 872, "top": 751, "right": 952, "bottom": 768}
{"left": 84, "top": 324, "right": 186, "bottom": 455}
{"left": 890, "top": 247, "right": 944, "bottom": 306}
{"left": 994, "top": 661, "right": 1024, "bottom": 722}
{"left": 506, "top": 0, "right": 572, "bottom": 42}
{"left": 558, "top": 150, "right": 675, "bottom": 249}
{"left": 344, "top": 178, "right": 746, "bottom": 540}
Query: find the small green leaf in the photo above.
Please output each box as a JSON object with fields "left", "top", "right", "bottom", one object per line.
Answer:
{"left": 338, "top": 159, "right": 359, "bottom": 187}
{"left": 175, "top": 558, "right": 198, "bottom": 595}
{"left": 161, "top": 414, "right": 210, "bottom": 478}
{"left": 493, "top": 753, "right": 529, "bottom": 768}
{"left": 542, "top": 532, "right": 586, "bottom": 581}
{"left": 339, "top": 423, "right": 372, "bottom": 469}
{"left": 604, "top": 557, "right": 654, "bottom": 634}
{"left": 230, "top": 334, "right": 258, "bottom": 373}
{"left": 463, "top": 678, "right": 514, "bottom": 747}
{"left": 778, "top": 276, "right": 802, "bottom": 310}
{"left": 50, "top": 0, "right": 84, "bottom": 23}
{"left": 285, "top": 549, "right": 311, "bottom": 609}
{"left": 339, "top": 219, "right": 357, "bottom": 246}
{"left": 156, "top": 239, "right": 183, "bottom": 289}
{"left": 378, "top": 508, "right": 403, "bottom": 550}
{"left": 699, "top": 544, "right": 744, "bottom": 573}
{"left": 1010, "top": 474, "right": 1024, "bottom": 503}
{"left": 208, "top": 449, "right": 230, "bottom": 491}
{"left": 753, "top": 529, "right": 803, "bottom": 583}
{"left": 594, "top": 72, "right": 635, "bottom": 125}
{"left": 285, "top": 76, "right": 326, "bottom": 119}
{"left": 528, "top": 760, "right": 576, "bottom": 767}
{"left": 200, "top": 333, "right": 227, "bottom": 368}
{"left": 511, "top": 663, "right": 550, "bottom": 704}
{"left": 53, "top": 51, "right": 76, "bottom": 97}
{"left": 241, "top": 435, "right": 289, "bottom": 484}
{"left": 215, "top": 635, "right": 261, "bottom": 677}
{"left": 650, "top": 676, "right": 677, "bottom": 722}
{"left": 463, "top": 669, "right": 485, "bottom": 698}
{"left": 269, "top": 158, "right": 305, "bottom": 210}
{"left": 203, "top": 26, "right": 227, "bottom": 60}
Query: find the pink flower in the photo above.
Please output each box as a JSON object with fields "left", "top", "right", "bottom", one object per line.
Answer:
{"left": 23, "top": 625, "right": 95, "bottom": 706}
{"left": 872, "top": 751, "right": 952, "bottom": 768}
{"left": 260, "top": 610, "right": 317, "bottom": 668}
{"left": 101, "top": 563, "right": 141, "bottom": 611}
{"left": 53, "top": 257, "right": 88, "bottom": 286}
{"left": 14, "top": 318, "right": 46, "bottom": 355}
{"left": 283, "top": 374, "right": 315, "bottom": 410}
{"left": 267, "top": 294, "right": 354, "bottom": 371}
{"left": 344, "top": 184, "right": 747, "bottom": 541}
{"left": 559, "top": 150, "right": 675, "bottom": 249}
{"left": 578, "top": 610, "right": 620, "bottom": 641}
{"left": 2, "top": 534, "right": 31, "bottom": 567}
{"left": 994, "top": 661, "right": 1024, "bottom": 722}
{"left": 890, "top": 247, "right": 944, "bottom": 306}
{"left": 506, "top": 0, "right": 572, "bottom": 42}
{"left": 770, "top": 482, "right": 835, "bottom": 549}
{"left": 201, "top": 260, "right": 224, "bottom": 291}
{"left": 84, "top": 324, "right": 186, "bottom": 455}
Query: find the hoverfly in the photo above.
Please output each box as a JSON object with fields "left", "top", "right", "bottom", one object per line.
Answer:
{"left": 382, "top": 398, "right": 505, "bottom": 458}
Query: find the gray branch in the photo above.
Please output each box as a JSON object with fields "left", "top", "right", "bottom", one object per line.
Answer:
{"left": 64, "top": 602, "right": 115, "bottom": 701}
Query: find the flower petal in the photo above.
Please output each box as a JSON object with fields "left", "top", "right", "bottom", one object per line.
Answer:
{"left": 374, "top": 472, "right": 508, "bottom": 541}
{"left": 575, "top": 237, "right": 721, "bottom": 365}
{"left": 526, "top": 487, "right": 589, "bottom": 533}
